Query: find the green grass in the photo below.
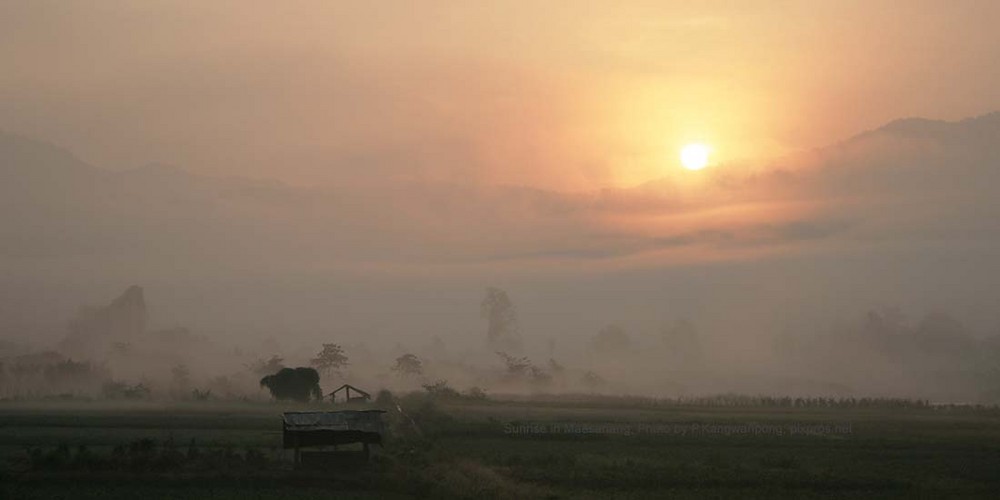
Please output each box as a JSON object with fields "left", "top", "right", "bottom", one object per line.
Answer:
{"left": 2, "top": 398, "right": 999, "bottom": 498}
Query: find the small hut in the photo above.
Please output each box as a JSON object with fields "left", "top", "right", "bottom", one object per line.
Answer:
{"left": 328, "top": 383, "right": 371, "bottom": 403}
{"left": 282, "top": 410, "right": 386, "bottom": 466}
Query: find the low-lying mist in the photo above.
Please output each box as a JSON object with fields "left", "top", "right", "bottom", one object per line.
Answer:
{"left": 3, "top": 110, "right": 1000, "bottom": 407}
{"left": 3, "top": 283, "right": 998, "bottom": 405}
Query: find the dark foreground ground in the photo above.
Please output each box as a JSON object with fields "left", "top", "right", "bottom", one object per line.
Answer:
{"left": 1, "top": 396, "right": 999, "bottom": 499}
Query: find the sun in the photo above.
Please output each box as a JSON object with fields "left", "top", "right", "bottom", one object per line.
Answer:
{"left": 680, "top": 143, "right": 710, "bottom": 170}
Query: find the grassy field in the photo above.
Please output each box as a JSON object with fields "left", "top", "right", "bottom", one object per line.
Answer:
{"left": 2, "top": 397, "right": 999, "bottom": 499}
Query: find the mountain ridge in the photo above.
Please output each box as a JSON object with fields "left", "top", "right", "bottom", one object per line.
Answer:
{"left": 2, "top": 111, "right": 998, "bottom": 188}
{"left": 849, "top": 111, "right": 1000, "bottom": 143}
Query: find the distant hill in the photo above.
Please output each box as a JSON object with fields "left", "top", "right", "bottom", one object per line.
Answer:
{"left": 857, "top": 112, "right": 1000, "bottom": 141}
{"left": 3, "top": 111, "right": 1000, "bottom": 268}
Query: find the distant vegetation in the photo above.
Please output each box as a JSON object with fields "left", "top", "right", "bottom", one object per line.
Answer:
{"left": 3, "top": 286, "right": 1000, "bottom": 407}
{"left": 100, "top": 381, "right": 152, "bottom": 400}
{"left": 310, "top": 343, "right": 349, "bottom": 377}
{"left": 503, "top": 393, "right": 950, "bottom": 411}
{"left": 482, "top": 287, "right": 521, "bottom": 352}
{"left": 258, "top": 367, "right": 322, "bottom": 402}
{"left": 392, "top": 353, "right": 423, "bottom": 377}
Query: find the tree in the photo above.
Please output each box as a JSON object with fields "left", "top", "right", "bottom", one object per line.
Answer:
{"left": 481, "top": 287, "right": 521, "bottom": 350}
{"left": 191, "top": 388, "right": 212, "bottom": 401}
{"left": 422, "top": 380, "right": 460, "bottom": 399}
{"left": 102, "top": 381, "right": 151, "bottom": 400}
{"left": 581, "top": 371, "right": 605, "bottom": 391}
{"left": 392, "top": 353, "right": 423, "bottom": 377}
{"left": 527, "top": 365, "right": 552, "bottom": 386}
{"left": 259, "top": 367, "right": 322, "bottom": 402}
{"left": 546, "top": 358, "right": 566, "bottom": 389}
{"left": 592, "top": 324, "right": 630, "bottom": 354}
{"left": 247, "top": 355, "right": 285, "bottom": 377}
{"left": 311, "top": 344, "right": 348, "bottom": 376}
{"left": 42, "top": 359, "right": 110, "bottom": 394}
{"left": 111, "top": 342, "right": 131, "bottom": 356}
{"left": 662, "top": 319, "right": 704, "bottom": 367}
{"left": 171, "top": 364, "right": 191, "bottom": 387}
{"left": 496, "top": 351, "right": 551, "bottom": 385}
{"left": 496, "top": 351, "right": 531, "bottom": 377}
{"left": 170, "top": 364, "right": 192, "bottom": 398}
{"left": 547, "top": 358, "right": 565, "bottom": 373}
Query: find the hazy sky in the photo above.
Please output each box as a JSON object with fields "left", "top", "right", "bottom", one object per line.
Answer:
{"left": 3, "top": 1, "right": 1000, "bottom": 355}
{"left": 3, "top": 1, "right": 1000, "bottom": 189}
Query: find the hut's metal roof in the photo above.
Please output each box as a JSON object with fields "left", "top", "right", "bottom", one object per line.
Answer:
{"left": 282, "top": 410, "right": 386, "bottom": 433}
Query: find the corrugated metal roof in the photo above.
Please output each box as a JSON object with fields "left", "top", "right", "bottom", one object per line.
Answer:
{"left": 282, "top": 410, "right": 386, "bottom": 433}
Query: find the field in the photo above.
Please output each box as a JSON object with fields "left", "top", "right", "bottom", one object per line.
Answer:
{"left": 2, "top": 396, "right": 1000, "bottom": 499}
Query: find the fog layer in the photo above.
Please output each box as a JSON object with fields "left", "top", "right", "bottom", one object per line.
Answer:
{"left": 2, "top": 114, "right": 1000, "bottom": 402}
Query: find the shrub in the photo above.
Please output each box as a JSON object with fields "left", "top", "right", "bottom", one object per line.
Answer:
{"left": 101, "top": 381, "right": 151, "bottom": 400}
{"left": 463, "top": 387, "right": 488, "bottom": 400}
{"left": 422, "top": 380, "right": 461, "bottom": 399}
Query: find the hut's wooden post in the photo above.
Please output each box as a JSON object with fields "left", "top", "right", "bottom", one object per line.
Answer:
{"left": 293, "top": 433, "right": 300, "bottom": 466}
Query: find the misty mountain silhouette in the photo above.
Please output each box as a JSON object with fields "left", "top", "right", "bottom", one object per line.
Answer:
{"left": 0, "top": 131, "right": 99, "bottom": 185}
{"left": 866, "top": 111, "right": 1000, "bottom": 139}
{"left": 3, "top": 114, "right": 1000, "bottom": 403}
{"left": 1, "top": 111, "right": 999, "bottom": 267}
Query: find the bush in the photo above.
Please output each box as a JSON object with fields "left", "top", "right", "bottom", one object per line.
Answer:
{"left": 259, "top": 367, "right": 322, "bottom": 402}
{"left": 101, "top": 381, "right": 151, "bottom": 400}
{"left": 422, "top": 380, "right": 461, "bottom": 399}
{"left": 463, "top": 387, "right": 488, "bottom": 400}
{"left": 191, "top": 388, "right": 212, "bottom": 401}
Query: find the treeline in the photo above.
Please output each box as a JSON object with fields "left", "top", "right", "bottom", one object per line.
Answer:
{"left": 0, "top": 351, "right": 260, "bottom": 402}
{"left": 665, "top": 394, "right": 934, "bottom": 409}
{"left": 18, "top": 437, "right": 278, "bottom": 474}
{"left": 0, "top": 354, "right": 110, "bottom": 399}
{"left": 510, "top": 393, "right": 996, "bottom": 411}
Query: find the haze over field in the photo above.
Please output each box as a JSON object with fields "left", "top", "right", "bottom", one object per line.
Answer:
{"left": 2, "top": 1, "right": 1000, "bottom": 403}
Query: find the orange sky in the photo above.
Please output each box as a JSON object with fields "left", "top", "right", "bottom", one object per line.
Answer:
{"left": 6, "top": 1, "right": 1000, "bottom": 359}
{"left": 3, "top": 1, "right": 1000, "bottom": 190}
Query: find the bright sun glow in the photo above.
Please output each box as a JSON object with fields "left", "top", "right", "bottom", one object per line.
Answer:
{"left": 680, "top": 143, "right": 710, "bottom": 170}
